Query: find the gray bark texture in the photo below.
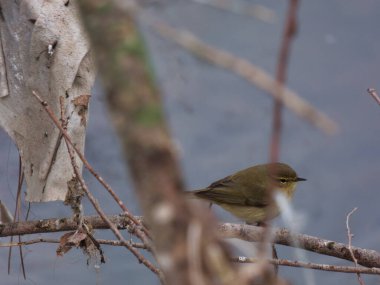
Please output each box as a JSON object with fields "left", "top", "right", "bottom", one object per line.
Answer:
{"left": 0, "top": 0, "right": 95, "bottom": 202}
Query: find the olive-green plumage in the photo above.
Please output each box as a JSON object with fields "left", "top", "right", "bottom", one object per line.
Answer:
{"left": 188, "top": 163, "right": 306, "bottom": 224}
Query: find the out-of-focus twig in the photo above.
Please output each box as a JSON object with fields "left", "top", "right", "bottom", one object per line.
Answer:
{"left": 270, "top": 0, "right": 298, "bottom": 163}
{"left": 346, "top": 207, "right": 365, "bottom": 285}
{"left": 190, "top": 0, "right": 276, "bottom": 23}
{"left": 367, "top": 88, "right": 380, "bottom": 106}
{"left": 187, "top": 221, "right": 207, "bottom": 285}
{"left": 154, "top": 21, "right": 338, "bottom": 135}
{"left": 233, "top": 256, "right": 380, "bottom": 275}
{"left": 77, "top": 1, "right": 240, "bottom": 284}
{"left": 264, "top": 0, "right": 299, "bottom": 278}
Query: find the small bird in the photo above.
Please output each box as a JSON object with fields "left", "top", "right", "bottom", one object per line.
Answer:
{"left": 188, "top": 163, "right": 306, "bottom": 224}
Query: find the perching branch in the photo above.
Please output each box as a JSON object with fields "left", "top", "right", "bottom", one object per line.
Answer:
{"left": 2, "top": 236, "right": 380, "bottom": 276}
{"left": 218, "top": 223, "right": 380, "bottom": 269}
{"left": 2, "top": 216, "right": 380, "bottom": 270}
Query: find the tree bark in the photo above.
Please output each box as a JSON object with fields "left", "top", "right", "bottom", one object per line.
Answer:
{"left": 0, "top": 0, "right": 95, "bottom": 202}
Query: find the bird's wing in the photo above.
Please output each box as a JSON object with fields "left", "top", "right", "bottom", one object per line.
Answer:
{"left": 208, "top": 175, "right": 234, "bottom": 189}
{"left": 240, "top": 186, "right": 270, "bottom": 207}
{"left": 232, "top": 171, "right": 271, "bottom": 207}
{"left": 195, "top": 175, "right": 269, "bottom": 207}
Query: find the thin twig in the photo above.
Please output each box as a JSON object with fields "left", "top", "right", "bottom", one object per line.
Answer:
{"left": 63, "top": 120, "right": 162, "bottom": 277}
{"left": 16, "top": 160, "right": 26, "bottom": 280}
{"left": 233, "top": 256, "right": 380, "bottom": 275}
{"left": 95, "top": 239, "right": 148, "bottom": 250}
{"left": 0, "top": 238, "right": 148, "bottom": 250}
{"left": 1, "top": 238, "right": 59, "bottom": 247}
{"left": 30, "top": 91, "right": 161, "bottom": 278}
{"left": 7, "top": 156, "right": 26, "bottom": 279}
{"left": 190, "top": 0, "right": 277, "bottom": 23}
{"left": 31, "top": 91, "right": 151, "bottom": 243}
{"left": 367, "top": 88, "right": 380, "bottom": 106}
{"left": 346, "top": 207, "right": 365, "bottom": 285}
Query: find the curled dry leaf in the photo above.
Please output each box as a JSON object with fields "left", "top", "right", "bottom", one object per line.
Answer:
{"left": 56, "top": 228, "right": 105, "bottom": 266}
{"left": 72, "top": 94, "right": 91, "bottom": 126}
{"left": 56, "top": 230, "right": 87, "bottom": 256}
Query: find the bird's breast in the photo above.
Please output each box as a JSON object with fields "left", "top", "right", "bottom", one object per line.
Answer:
{"left": 218, "top": 203, "right": 280, "bottom": 223}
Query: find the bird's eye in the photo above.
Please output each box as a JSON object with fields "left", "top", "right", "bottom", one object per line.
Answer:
{"left": 279, "top": 178, "right": 287, "bottom": 184}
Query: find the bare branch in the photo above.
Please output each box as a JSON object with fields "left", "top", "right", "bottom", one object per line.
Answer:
{"left": 219, "top": 223, "right": 380, "bottom": 268}
{"left": 0, "top": 238, "right": 147, "bottom": 250}
{"left": 0, "top": 238, "right": 60, "bottom": 247}
{"left": 30, "top": 90, "right": 151, "bottom": 242}
{"left": 0, "top": 215, "right": 136, "bottom": 237}
{"left": 346, "top": 207, "right": 365, "bottom": 285}
{"left": 233, "top": 256, "right": 380, "bottom": 275}
{"left": 367, "top": 88, "right": 380, "bottom": 106}
{"left": 63, "top": 131, "right": 161, "bottom": 277}
{"left": 2, "top": 217, "right": 380, "bottom": 270}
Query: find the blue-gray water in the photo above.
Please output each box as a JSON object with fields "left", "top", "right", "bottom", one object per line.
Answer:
{"left": 1, "top": 1, "right": 380, "bottom": 284}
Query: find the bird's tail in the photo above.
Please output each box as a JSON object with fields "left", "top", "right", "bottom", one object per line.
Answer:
{"left": 184, "top": 189, "right": 206, "bottom": 199}
{"left": 184, "top": 190, "right": 213, "bottom": 209}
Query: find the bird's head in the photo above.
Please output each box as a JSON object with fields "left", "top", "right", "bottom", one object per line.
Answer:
{"left": 265, "top": 163, "right": 306, "bottom": 197}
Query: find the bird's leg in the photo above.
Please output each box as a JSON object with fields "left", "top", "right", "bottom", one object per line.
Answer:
{"left": 255, "top": 222, "right": 279, "bottom": 259}
{"left": 208, "top": 202, "right": 213, "bottom": 209}
{"left": 271, "top": 244, "right": 279, "bottom": 276}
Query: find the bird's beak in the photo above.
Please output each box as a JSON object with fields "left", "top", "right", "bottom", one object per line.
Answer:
{"left": 296, "top": 177, "right": 307, "bottom": 182}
